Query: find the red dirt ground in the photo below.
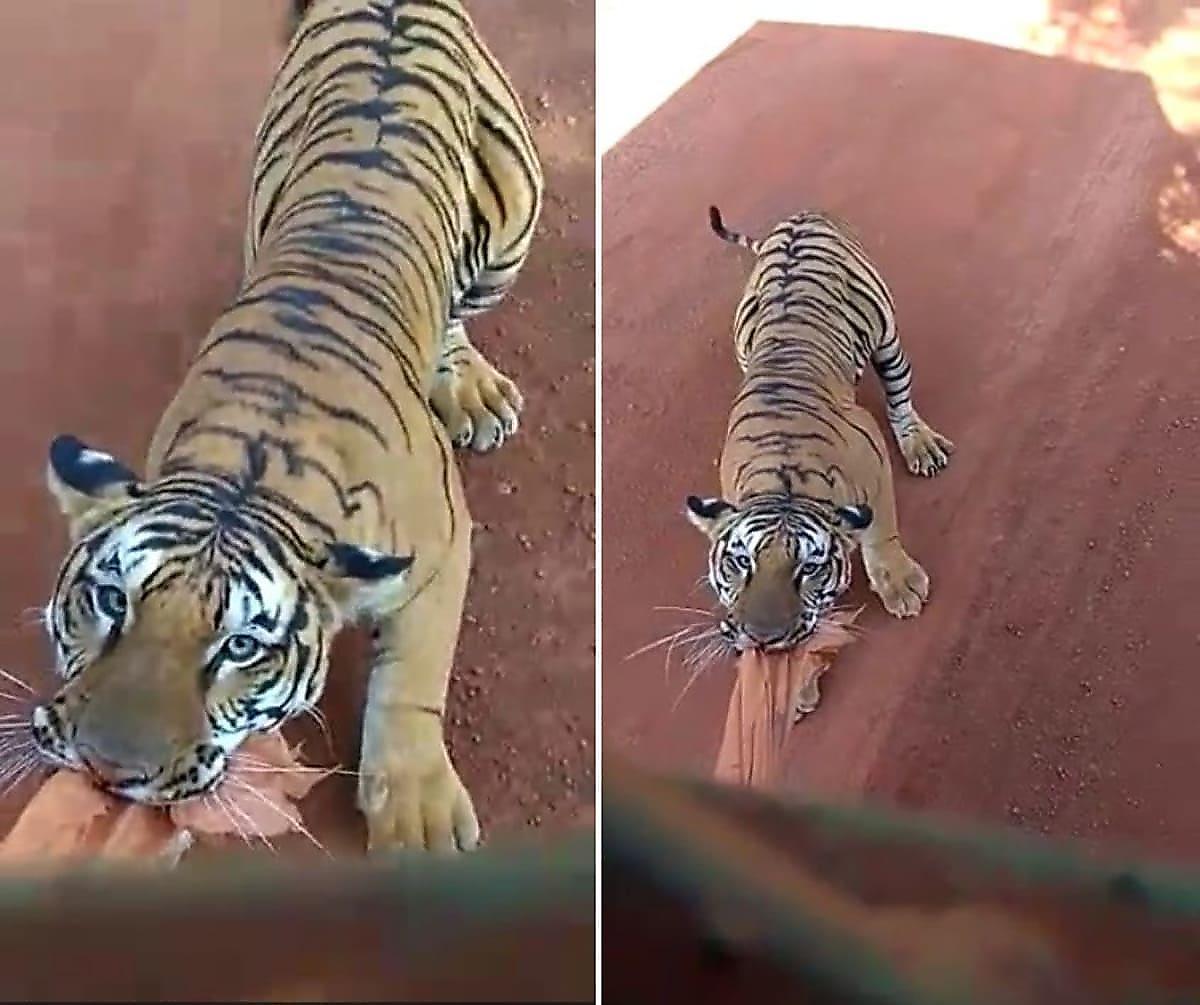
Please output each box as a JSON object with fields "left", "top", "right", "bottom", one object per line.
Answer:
{"left": 0, "top": 0, "right": 594, "bottom": 856}
{"left": 602, "top": 20, "right": 1200, "bottom": 867}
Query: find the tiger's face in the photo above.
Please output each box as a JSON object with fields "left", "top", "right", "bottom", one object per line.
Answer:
{"left": 684, "top": 494, "right": 872, "bottom": 652}
{"left": 31, "top": 435, "right": 413, "bottom": 804}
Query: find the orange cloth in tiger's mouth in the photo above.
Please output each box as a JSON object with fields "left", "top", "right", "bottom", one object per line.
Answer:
{"left": 0, "top": 729, "right": 331, "bottom": 869}
{"left": 713, "top": 610, "right": 860, "bottom": 789}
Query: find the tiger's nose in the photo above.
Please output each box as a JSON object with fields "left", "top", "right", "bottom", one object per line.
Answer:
{"left": 742, "top": 622, "right": 790, "bottom": 647}
{"left": 76, "top": 743, "right": 152, "bottom": 787}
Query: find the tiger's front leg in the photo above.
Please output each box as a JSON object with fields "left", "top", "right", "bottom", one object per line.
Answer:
{"left": 849, "top": 406, "right": 931, "bottom": 619}
{"left": 357, "top": 526, "right": 479, "bottom": 853}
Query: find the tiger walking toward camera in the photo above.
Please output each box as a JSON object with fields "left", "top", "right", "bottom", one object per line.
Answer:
{"left": 685, "top": 206, "right": 952, "bottom": 655}
{"left": 29, "top": 0, "right": 542, "bottom": 853}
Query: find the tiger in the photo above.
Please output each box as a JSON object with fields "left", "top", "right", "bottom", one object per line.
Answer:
{"left": 30, "top": 0, "right": 543, "bottom": 853}
{"left": 685, "top": 206, "right": 953, "bottom": 655}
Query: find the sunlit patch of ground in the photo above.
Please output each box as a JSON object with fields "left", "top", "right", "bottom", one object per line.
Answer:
{"left": 1022, "top": 4, "right": 1200, "bottom": 258}
{"left": 1026, "top": 3, "right": 1200, "bottom": 133}
{"left": 600, "top": 1, "right": 1200, "bottom": 258}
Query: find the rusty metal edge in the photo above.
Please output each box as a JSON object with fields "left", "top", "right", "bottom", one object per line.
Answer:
{"left": 0, "top": 829, "right": 596, "bottom": 1002}
{"left": 603, "top": 759, "right": 1200, "bottom": 1004}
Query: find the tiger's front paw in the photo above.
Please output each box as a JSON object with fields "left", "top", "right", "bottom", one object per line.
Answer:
{"left": 358, "top": 725, "right": 480, "bottom": 854}
{"left": 864, "top": 544, "right": 929, "bottom": 619}
{"left": 430, "top": 353, "right": 524, "bottom": 454}
{"left": 793, "top": 671, "right": 825, "bottom": 720}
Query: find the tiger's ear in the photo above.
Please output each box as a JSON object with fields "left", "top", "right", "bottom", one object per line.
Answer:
{"left": 834, "top": 503, "right": 873, "bottom": 533}
{"left": 47, "top": 435, "right": 142, "bottom": 539}
{"left": 685, "top": 495, "right": 736, "bottom": 539}
{"left": 322, "top": 543, "right": 415, "bottom": 619}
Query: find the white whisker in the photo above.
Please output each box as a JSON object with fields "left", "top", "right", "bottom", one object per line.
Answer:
{"left": 0, "top": 690, "right": 31, "bottom": 706}
{"left": 205, "top": 793, "right": 237, "bottom": 840}
{"left": 0, "top": 753, "right": 39, "bottom": 795}
{"left": 301, "top": 705, "right": 334, "bottom": 756}
{"left": 209, "top": 791, "right": 255, "bottom": 852}
{"left": 679, "top": 625, "right": 720, "bottom": 660}
{"left": 669, "top": 628, "right": 737, "bottom": 715}
{"left": 0, "top": 668, "right": 35, "bottom": 695}
{"left": 0, "top": 739, "right": 35, "bottom": 762}
{"left": 0, "top": 741, "right": 36, "bottom": 765}
{"left": 233, "top": 763, "right": 354, "bottom": 778}
{"left": 624, "top": 622, "right": 707, "bottom": 662}
{"left": 0, "top": 757, "right": 35, "bottom": 777}
{"left": 681, "top": 639, "right": 718, "bottom": 671}
{"left": 690, "top": 637, "right": 724, "bottom": 674}
{"left": 662, "top": 623, "right": 714, "bottom": 684}
{"left": 230, "top": 751, "right": 343, "bottom": 775}
{"left": 225, "top": 789, "right": 278, "bottom": 854}
{"left": 225, "top": 777, "right": 331, "bottom": 858}
{"left": 2, "top": 761, "right": 42, "bottom": 798}
{"left": 669, "top": 657, "right": 716, "bottom": 716}
{"left": 229, "top": 752, "right": 273, "bottom": 768}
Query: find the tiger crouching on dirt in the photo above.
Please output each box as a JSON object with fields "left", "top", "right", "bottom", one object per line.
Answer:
{"left": 685, "top": 206, "right": 952, "bottom": 655}
{"left": 29, "top": 0, "right": 542, "bottom": 853}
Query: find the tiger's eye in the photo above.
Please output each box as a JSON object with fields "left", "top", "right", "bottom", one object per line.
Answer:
{"left": 93, "top": 584, "right": 128, "bottom": 621}
{"left": 222, "top": 634, "right": 264, "bottom": 664}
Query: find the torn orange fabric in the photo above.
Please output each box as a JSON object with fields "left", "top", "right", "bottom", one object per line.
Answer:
{"left": 714, "top": 610, "right": 860, "bottom": 788}
{"left": 0, "top": 730, "right": 330, "bottom": 867}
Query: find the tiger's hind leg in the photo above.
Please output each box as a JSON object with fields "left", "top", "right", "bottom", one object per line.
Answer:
{"left": 430, "top": 91, "right": 541, "bottom": 453}
{"left": 429, "top": 319, "right": 524, "bottom": 454}
{"left": 429, "top": 187, "right": 536, "bottom": 456}
{"left": 431, "top": 99, "right": 542, "bottom": 454}
{"left": 870, "top": 332, "right": 954, "bottom": 477}
{"left": 430, "top": 231, "right": 535, "bottom": 454}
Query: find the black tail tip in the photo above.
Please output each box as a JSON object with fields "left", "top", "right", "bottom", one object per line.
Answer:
{"left": 708, "top": 205, "right": 724, "bottom": 232}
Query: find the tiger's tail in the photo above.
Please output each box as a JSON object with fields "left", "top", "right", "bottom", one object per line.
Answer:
{"left": 709, "top": 205, "right": 762, "bottom": 254}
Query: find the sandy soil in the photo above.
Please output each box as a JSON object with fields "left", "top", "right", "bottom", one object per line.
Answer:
{"left": 0, "top": 0, "right": 594, "bottom": 855}
{"left": 602, "top": 19, "right": 1200, "bottom": 867}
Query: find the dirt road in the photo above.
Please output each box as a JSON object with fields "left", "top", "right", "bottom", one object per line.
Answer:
{"left": 603, "top": 21, "right": 1200, "bottom": 865}
{"left": 0, "top": 0, "right": 594, "bottom": 854}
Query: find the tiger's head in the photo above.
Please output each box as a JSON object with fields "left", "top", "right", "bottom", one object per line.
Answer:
{"left": 684, "top": 493, "right": 872, "bottom": 651}
{"left": 30, "top": 434, "right": 414, "bottom": 804}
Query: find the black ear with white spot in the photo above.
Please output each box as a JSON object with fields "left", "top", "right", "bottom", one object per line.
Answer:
{"left": 326, "top": 543, "right": 414, "bottom": 581}
{"left": 323, "top": 543, "right": 415, "bottom": 621}
{"left": 685, "top": 495, "right": 736, "bottom": 538}
{"left": 47, "top": 435, "right": 142, "bottom": 535}
{"left": 835, "top": 503, "right": 874, "bottom": 532}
